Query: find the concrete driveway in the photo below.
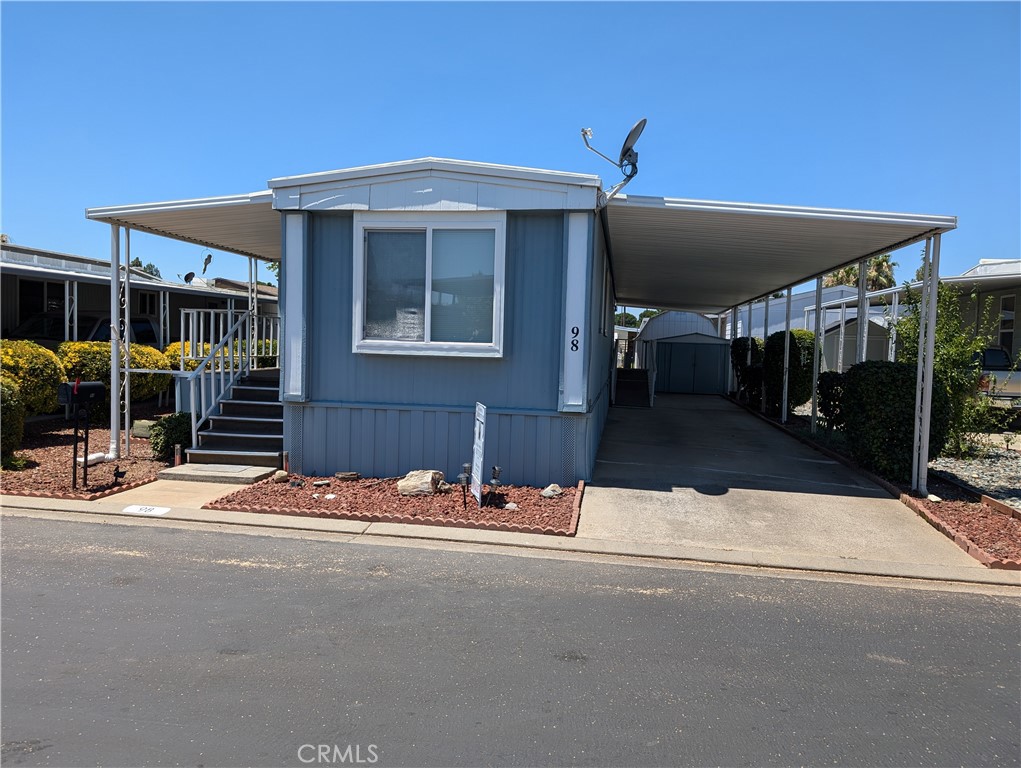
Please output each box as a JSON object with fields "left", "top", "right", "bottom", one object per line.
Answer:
{"left": 578, "top": 395, "right": 981, "bottom": 569}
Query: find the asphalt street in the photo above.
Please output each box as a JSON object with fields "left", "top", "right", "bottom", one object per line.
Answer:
{"left": 2, "top": 514, "right": 1019, "bottom": 768}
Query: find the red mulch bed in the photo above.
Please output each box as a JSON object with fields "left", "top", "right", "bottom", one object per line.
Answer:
{"left": 0, "top": 408, "right": 172, "bottom": 500}
{"left": 205, "top": 475, "right": 581, "bottom": 536}
{"left": 913, "top": 496, "right": 1021, "bottom": 568}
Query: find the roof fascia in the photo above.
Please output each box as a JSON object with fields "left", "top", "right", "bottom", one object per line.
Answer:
{"left": 268, "top": 157, "right": 602, "bottom": 191}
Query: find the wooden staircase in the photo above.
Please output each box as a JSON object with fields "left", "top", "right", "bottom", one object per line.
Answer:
{"left": 186, "top": 368, "right": 283, "bottom": 468}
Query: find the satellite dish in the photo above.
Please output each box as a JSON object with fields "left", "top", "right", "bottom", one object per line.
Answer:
{"left": 580, "top": 117, "right": 648, "bottom": 206}
{"left": 618, "top": 118, "right": 647, "bottom": 172}
{"left": 184, "top": 271, "right": 195, "bottom": 284}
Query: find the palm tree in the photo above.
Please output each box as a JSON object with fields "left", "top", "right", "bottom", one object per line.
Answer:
{"left": 822, "top": 254, "right": 896, "bottom": 291}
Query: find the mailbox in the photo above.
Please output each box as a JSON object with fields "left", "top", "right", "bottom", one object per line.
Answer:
{"left": 57, "top": 381, "right": 106, "bottom": 406}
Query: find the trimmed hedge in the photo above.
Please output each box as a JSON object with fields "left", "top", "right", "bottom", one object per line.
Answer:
{"left": 57, "top": 342, "right": 172, "bottom": 403}
{"left": 816, "top": 371, "right": 845, "bottom": 430}
{"left": 842, "top": 361, "right": 950, "bottom": 482}
{"left": 0, "top": 338, "right": 64, "bottom": 414}
{"left": 730, "top": 337, "right": 763, "bottom": 403}
{"left": 1, "top": 376, "right": 26, "bottom": 458}
{"left": 150, "top": 412, "right": 193, "bottom": 461}
{"left": 763, "top": 329, "right": 816, "bottom": 415}
{"left": 163, "top": 341, "right": 208, "bottom": 371}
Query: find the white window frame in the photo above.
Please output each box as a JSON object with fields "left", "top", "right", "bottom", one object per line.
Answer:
{"left": 352, "top": 211, "right": 506, "bottom": 357}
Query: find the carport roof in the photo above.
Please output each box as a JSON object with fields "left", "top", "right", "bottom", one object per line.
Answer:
{"left": 85, "top": 161, "right": 957, "bottom": 312}
{"left": 606, "top": 194, "right": 956, "bottom": 314}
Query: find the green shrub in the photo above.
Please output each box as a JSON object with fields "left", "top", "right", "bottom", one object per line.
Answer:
{"left": 763, "top": 329, "right": 816, "bottom": 415}
{"left": 730, "top": 337, "right": 763, "bottom": 401}
{"left": 57, "top": 342, "right": 172, "bottom": 403}
{"left": 163, "top": 341, "right": 209, "bottom": 371}
{"left": 149, "top": 412, "right": 193, "bottom": 462}
{"left": 817, "top": 371, "right": 846, "bottom": 430}
{"left": 842, "top": 360, "right": 950, "bottom": 482}
{"left": 0, "top": 375, "right": 26, "bottom": 458}
{"left": 0, "top": 339, "right": 64, "bottom": 414}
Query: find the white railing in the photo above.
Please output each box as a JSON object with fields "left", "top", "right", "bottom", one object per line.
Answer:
{"left": 179, "top": 308, "right": 280, "bottom": 370}
{"left": 186, "top": 311, "right": 251, "bottom": 446}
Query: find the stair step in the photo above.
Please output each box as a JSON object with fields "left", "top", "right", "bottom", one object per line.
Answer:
{"left": 231, "top": 384, "right": 280, "bottom": 402}
{"left": 219, "top": 400, "right": 284, "bottom": 418}
{"left": 187, "top": 448, "right": 282, "bottom": 468}
{"left": 197, "top": 432, "right": 283, "bottom": 451}
{"left": 208, "top": 415, "right": 284, "bottom": 433}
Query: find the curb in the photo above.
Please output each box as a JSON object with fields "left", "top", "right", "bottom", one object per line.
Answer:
{"left": 725, "top": 395, "right": 1020, "bottom": 570}
{"left": 202, "top": 481, "right": 583, "bottom": 537}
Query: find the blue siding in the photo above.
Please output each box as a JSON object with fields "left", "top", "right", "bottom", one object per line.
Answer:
{"left": 289, "top": 402, "right": 595, "bottom": 487}
{"left": 283, "top": 209, "right": 609, "bottom": 487}
{"left": 306, "top": 211, "right": 564, "bottom": 409}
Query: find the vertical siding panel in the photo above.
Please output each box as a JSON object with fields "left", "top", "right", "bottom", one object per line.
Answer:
{"left": 378, "top": 411, "right": 393, "bottom": 475}
{"left": 522, "top": 416, "right": 537, "bottom": 488}
{"left": 397, "top": 410, "right": 412, "bottom": 472}
{"left": 510, "top": 416, "right": 525, "bottom": 484}
{"left": 337, "top": 408, "right": 352, "bottom": 471}
{"left": 324, "top": 408, "right": 337, "bottom": 474}
{"left": 362, "top": 409, "right": 377, "bottom": 477}
{"left": 409, "top": 410, "right": 425, "bottom": 470}
{"left": 536, "top": 416, "right": 551, "bottom": 487}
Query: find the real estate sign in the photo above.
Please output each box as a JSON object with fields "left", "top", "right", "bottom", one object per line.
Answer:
{"left": 470, "top": 402, "right": 486, "bottom": 507}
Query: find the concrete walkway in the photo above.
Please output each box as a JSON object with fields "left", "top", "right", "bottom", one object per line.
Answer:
{"left": 579, "top": 395, "right": 983, "bottom": 569}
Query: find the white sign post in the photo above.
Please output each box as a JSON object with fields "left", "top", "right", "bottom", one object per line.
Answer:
{"left": 470, "top": 402, "right": 486, "bottom": 508}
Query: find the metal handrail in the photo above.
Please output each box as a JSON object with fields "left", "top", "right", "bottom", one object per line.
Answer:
{"left": 186, "top": 310, "right": 250, "bottom": 446}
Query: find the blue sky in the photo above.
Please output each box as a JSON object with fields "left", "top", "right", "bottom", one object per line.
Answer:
{"left": 3, "top": 2, "right": 1018, "bottom": 290}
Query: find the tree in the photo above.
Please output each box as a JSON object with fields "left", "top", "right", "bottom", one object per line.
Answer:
{"left": 265, "top": 261, "right": 279, "bottom": 282}
{"left": 895, "top": 283, "right": 1007, "bottom": 456}
{"left": 822, "top": 254, "right": 896, "bottom": 291}
{"left": 615, "top": 312, "right": 638, "bottom": 328}
{"left": 638, "top": 309, "right": 662, "bottom": 321}
{"left": 130, "top": 256, "right": 161, "bottom": 278}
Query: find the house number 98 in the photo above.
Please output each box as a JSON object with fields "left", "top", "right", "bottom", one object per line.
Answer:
{"left": 570, "top": 326, "right": 579, "bottom": 352}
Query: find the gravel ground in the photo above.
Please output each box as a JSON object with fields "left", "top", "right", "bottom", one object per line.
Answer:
{"left": 930, "top": 448, "right": 1021, "bottom": 511}
{"left": 206, "top": 475, "right": 578, "bottom": 534}
{"left": 914, "top": 497, "right": 1021, "bottom": 562}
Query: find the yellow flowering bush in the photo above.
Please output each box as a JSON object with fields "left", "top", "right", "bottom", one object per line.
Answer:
{"left": 1, "top": 375, "right": 26, "bottom": 457}
{"left": 0, "top": 338, "right": 64, "bottom": 414}
{"left": 57, "top": 342, "right": 172, "bottom": 402}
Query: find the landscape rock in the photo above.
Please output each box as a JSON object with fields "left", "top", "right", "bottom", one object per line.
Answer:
{"left": 503, "top": 502, "right": 519, "bottom": 511}
{"left": 397, "top": 469, "right": 445, "bottom": 496}
{"left": 271, "top": 470, "right": 289, "bottom": 483}
{"left": 541, "top": 484, "right": 563, "bottom": 498}
{"left": 130, "top": 419, "right": 156, "bottom": 439}
{"left": 335, "top": 472, "right": 360, "bottom": 481}
{"left": 324, "top": 493, "right": 337, "bottom": 500}
{"left": 312, "top": 480, "right": 330, "bottom": 487}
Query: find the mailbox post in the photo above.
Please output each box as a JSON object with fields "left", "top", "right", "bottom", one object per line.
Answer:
{"left": 57, "top": 381, "right": 105, "bottom": 489}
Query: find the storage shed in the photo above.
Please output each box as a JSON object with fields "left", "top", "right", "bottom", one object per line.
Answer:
{"left": 635, "top": 312, "right": 729, "bottom": 394}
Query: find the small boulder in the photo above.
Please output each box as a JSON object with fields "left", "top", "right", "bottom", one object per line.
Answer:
{"left": 397, "top": 469, "right": 445, "bottom": 496}
{"left": 271, "top": 470, "right": 289, "bottom": 483}
{"left": 503, "top": 502, "right": 519, "bottom": 511}
{"left": 324, "top": 493, "right": 337, "bottom": 500}
{"left": 312, "top": 480, "right": 330, "bottom": 487}
{"left": 540, "top": 484, "right": 563, "bottom": 499}
{"left": 334, "top": 471, "right": 360, "bottom": 481}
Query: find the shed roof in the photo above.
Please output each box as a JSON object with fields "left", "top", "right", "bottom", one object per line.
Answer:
{"left": 85, "top": 159, "right": 957, "bottom": 312}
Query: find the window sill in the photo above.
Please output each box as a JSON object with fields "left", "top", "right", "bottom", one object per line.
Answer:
{"left": 354, "top": 341, "right": 503, "bottom": 358}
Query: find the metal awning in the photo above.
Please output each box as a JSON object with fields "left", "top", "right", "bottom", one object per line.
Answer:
{"left": 86, "top": 190, "right": 280, "bottom": 262}
{"left": 605, "top": 195, "right": 957, "bottom": 313}
{"left": 85, "top": 181, "right": 958, "bottom": 313}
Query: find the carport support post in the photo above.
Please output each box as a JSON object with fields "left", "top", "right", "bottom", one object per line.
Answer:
{"left": 109, "top": 225, "right": 121, "bottom": 459}
{"left": 888, "top": 291, "right": 899, "bottom": 361}
{"left": 811, "top": 277, "right": 823, "bottom": 433}
{"left": 781, "top": 287, "right": 792, "bottom": 424}
{"left": 837, "top": 302, "right": 846, "bottom": 372}
{"left": 122, "top": 229, "right": 132, "bottom": 459}
{"left": 912, "top": 235, "right": 941, "bottom": 496}
{"left": 745, "top": 303, "right": 753, "bottom": 368}
{"left": 856, "top": 259, "right": 868, "bottom": 363}
{"left": 729, "top": 306, "right": 738, "bottom": 393}
{"left": 761, "top": 296, "right": 770, "bottom": 412}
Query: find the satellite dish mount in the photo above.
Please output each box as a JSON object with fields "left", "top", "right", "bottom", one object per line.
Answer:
{"left": 581, "top": 118, "right": 647, "bottom": 207}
